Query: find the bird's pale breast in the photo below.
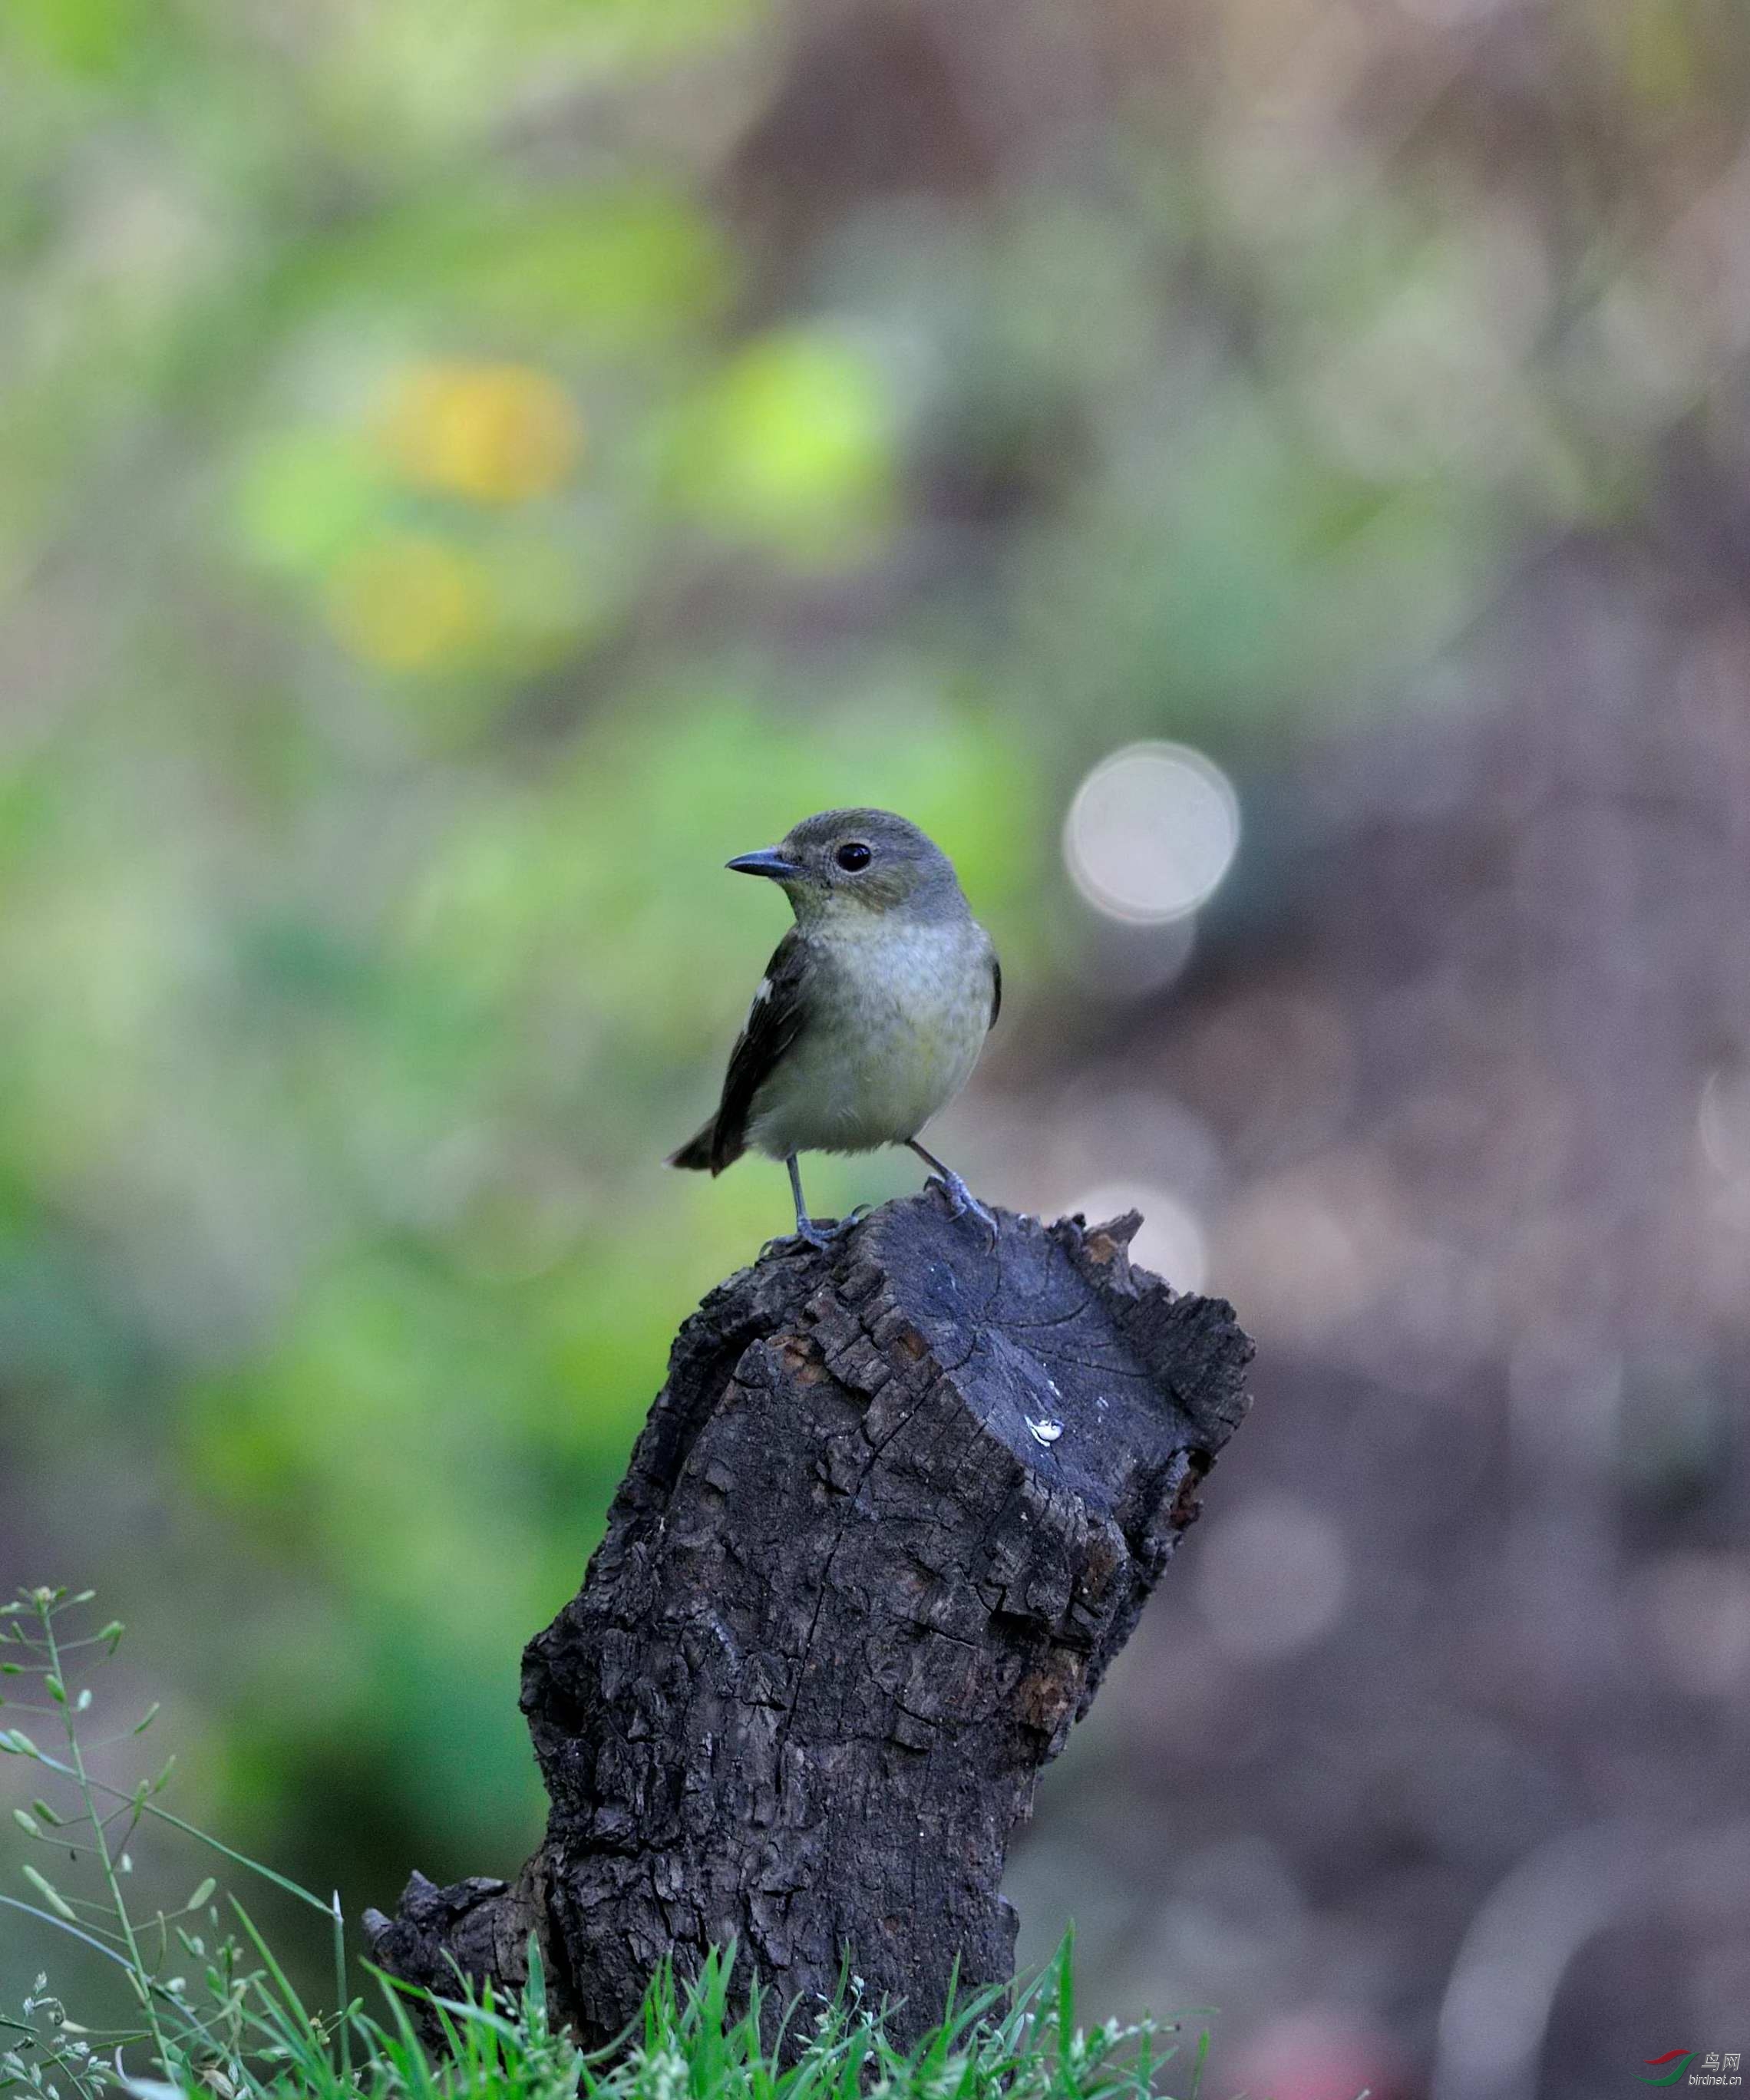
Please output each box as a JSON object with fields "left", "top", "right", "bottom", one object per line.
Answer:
{"left": 745, "top": 915, "right": 991, "bottom": 1158}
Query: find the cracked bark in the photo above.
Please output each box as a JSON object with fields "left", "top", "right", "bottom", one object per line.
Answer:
{"left": 364, "top": 1192, "right": 1253, "bottom": 2046}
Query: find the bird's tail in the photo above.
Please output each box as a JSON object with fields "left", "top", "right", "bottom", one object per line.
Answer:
{"left": 669, "top": 1118, "right": 735, "bottom": 1174}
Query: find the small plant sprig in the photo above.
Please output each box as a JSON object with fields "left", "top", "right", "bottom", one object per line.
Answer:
{"left": 0, "top": 1584, "right": 355, "bottom": 2100}
{"left": 2, "top": 1586, "right": 1213, "bottom": 2100}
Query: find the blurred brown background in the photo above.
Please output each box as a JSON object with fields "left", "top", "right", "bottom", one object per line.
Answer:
{"left": 2, "top": 0, "right": 1748, "bottom": 2093}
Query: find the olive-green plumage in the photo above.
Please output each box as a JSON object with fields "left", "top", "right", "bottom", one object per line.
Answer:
{"left": 669, "top": 809, "right": 1000, "bottom": 1245}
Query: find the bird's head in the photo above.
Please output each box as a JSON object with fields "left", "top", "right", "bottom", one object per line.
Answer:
{"left": 727, "top": 808, "right": 966, "bottom": 925}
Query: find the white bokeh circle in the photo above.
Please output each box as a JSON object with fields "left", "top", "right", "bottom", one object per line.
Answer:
{"left": 1063, "top": 741, "right": 1241, "bottom": 924}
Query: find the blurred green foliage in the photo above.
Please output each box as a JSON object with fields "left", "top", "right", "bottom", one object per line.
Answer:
{"left": 1, "top": 0, "right": 1729, "bottom": 2003}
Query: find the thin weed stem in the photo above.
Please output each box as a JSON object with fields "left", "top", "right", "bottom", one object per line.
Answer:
{"left": 33, "top": 1595, "right": 173, "bottom": 2073}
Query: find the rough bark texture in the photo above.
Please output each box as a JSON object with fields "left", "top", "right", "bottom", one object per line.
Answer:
{"left": 365, "top": 1191, "right": 1253, "bottom": 2045}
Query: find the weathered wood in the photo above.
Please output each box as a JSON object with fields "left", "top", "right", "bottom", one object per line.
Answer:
{"left": 365, "top": 1191, "right": 1252, "bottom": 2044}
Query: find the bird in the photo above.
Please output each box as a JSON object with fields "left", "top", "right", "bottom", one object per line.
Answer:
{"left": 669, "top": 807, "right": 1002, "bottom": 1248}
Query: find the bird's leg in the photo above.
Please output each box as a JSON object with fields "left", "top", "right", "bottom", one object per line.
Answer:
{"left": 781, "top": 1153, "right": 835, "bottom": 1250}
{"left": 761, "top": 1158, "right": 870, "bottom": 1256}
{"left": 908, "top": 1139, "right": 997, "bottom": 1240}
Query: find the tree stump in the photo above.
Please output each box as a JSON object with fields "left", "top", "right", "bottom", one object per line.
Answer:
{"left": 365, "top": 1192, "right": 1253, "bottom": 2045}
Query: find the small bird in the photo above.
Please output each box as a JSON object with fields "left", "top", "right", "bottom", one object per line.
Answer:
{"left": 669, "top": 808, "right": 1001, "bottom": 1246}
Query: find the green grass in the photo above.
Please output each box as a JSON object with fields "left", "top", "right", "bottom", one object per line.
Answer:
{"left": 1, "top": 1589, "right": 1212, "bottom": 2100}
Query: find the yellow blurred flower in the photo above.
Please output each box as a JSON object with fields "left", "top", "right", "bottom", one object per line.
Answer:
{"left": 325, "top": 532, "right": 494, "bottom": 669}
{"left": 377, "top": 360, "right": 583, "bottom": 504}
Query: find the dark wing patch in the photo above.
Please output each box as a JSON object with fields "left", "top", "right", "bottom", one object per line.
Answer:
{"left": 708, "top": 926, "right": 814, "bottom": 1171}
{"left": 989, "top": 950, "right": 1002, "bottom": 1029}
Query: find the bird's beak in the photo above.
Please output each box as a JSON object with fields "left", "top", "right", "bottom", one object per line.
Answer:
{"left": 725, "top": 847, "right": 803, "bottom": 881}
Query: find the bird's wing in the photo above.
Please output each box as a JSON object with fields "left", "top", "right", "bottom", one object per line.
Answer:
{"left": 709, "top": 926, "right": 815, "bottom": 1171}
{"left": 989, "top": 948, "right": 1002, "bottom": 1029}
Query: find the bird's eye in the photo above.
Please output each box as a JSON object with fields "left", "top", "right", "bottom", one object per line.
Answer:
{"left": 835, "top": 842, "right": 873, "bottom": 871}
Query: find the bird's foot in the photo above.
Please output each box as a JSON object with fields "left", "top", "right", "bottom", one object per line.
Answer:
{"left": 927, "top": 1171, "right": 999, "bottom": 1243}
{"left": 763, "top": 1213, "right": 861, "bottom": 1256}
{"left": 762, "top": 1222, "right": 834, "bottom": 1256}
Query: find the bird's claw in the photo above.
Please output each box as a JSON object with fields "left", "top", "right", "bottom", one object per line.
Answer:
{"left": 763, "top": 1223, "right": 834, "bottom": 1256}
{"left": 928, "top": 1173, "right": 999, "bottom": 1243}
{"left": 764, "top": 1213, "right": 862, "bottom": 1256}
